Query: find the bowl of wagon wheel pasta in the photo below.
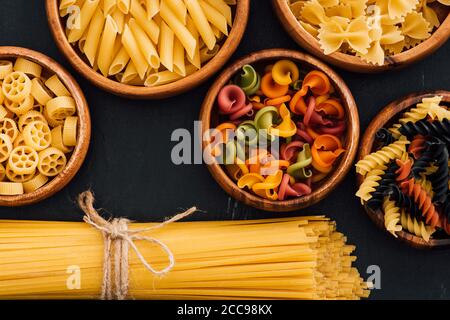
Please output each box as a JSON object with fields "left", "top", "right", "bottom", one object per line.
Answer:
{"left": 273, "top": 0, "right": 450, "bottom": 73}
{"left": 46, "top": 0, "right": 250, "bottom": 99}
{"left": 0, "top": 46, "right": 90, "bottom": 206}
{"left": 200, "top": 49, "right": 359, "bottom": 212}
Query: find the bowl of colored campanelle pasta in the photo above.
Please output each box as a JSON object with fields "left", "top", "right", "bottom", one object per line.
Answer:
{"left": 45, "top": 0, "right": 249, "bottom": 99}
{"left": 356, "top": 91, "right": 450, "bottom": 248}
{"left": 0, "top": 47, "right": 90, "bottom": 206}
{"left": 272, "top": 0, "right": 450, "bottom": 73}
{"left": 200, "top": 49, "right": 359, "bottom": 212}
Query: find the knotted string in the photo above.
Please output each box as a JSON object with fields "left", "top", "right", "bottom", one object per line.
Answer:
{"left": 77, "top": 191, "right": 197, "bottom": 300}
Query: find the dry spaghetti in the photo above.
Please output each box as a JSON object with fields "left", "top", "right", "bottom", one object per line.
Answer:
{"left": 0, "top": 200, "right": 369, "bottom": 300}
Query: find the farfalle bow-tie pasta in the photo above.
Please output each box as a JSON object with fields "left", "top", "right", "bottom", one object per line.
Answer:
{"left": 59, "top": 0, "right": 236, "bottom": 86}
{"left": 0, "top": 57, "right": 79, "bottom": 195}
{"left": 288, "top": 0, "right": 450, "bottom": 65}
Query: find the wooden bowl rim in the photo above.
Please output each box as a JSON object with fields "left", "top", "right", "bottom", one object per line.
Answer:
{"left": 200, "top": 48, "right": 360, "bottom": 212}
{"left": 45, "top": 0, "right": 250, "bottom": 99}
{"left": 273, "top": 0, "right": 450, "bottom": 73}
{"left": 0, "top": 46, "right": 91, "bottom": 206}
{"left": 357, "top": 90, "right": 450, "bottom": 249}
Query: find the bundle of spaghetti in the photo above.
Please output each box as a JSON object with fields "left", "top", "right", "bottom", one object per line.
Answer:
{"left": 0, "top": 216, "right": 369, "bottom": 300}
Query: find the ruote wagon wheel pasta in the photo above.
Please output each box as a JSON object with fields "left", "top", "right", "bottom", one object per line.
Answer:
{"left": 0, "top": 56, "right": 80, "bottom": 195}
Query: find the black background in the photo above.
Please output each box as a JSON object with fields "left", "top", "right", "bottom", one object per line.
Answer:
{"left": 0, "top": 0, "right": 449, "bottom": 300}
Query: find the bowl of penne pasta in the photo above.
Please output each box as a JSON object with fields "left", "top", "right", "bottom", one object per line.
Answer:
{"left": 0, "top": 46, "right": 90, "bottom": 206}
{"left": 273, "top": 0, "right": 450, "bottom": 73}
{"left": 200, "top": 49, "right": 360, "bottom": 212}
{"left": 46, "top": 0, "right": 250, "bottom": 99}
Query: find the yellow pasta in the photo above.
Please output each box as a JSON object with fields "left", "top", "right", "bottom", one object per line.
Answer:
{"left": 4, "top": 94, "right": 34, "bottom": 116}
{"left": 13, "top": 58, "right": 42, "bottom": 78}
{"left": 67, "top": 0, "right": 100, "bottom": 43}
{"left": 45, "top": 96, "right": 76, "bottom": 121}
{"left": 51, "top": 126, "right": 73, "bottom": 154}
{"left": 0, "top": 216, "right": 370, "bottom": 300}
{"left": 144, "top": 65, "right": 197, "bottom": 86}
{"left": 23, "top": 173, "right": 49, "bottom": 194}
{"left": 8, "top": 146, "right": 39, "bottom": 175}
{"left": 98, "top": 15, "right": 119, "bottom": 77}
{"left": 0, "top": 57, "right": 77, "bottom": 193}
{"left": 31, "top": 78, "right": 53, "bottom": 106}
{"left": 0, "top": 181, "right": 23, "bottom": 195}
{"left": 2, "top": 71, "right": 32, "bottom": 103}
{"left": 45, "top": 75, "right": 71, "bottom": 97}
{"left": 62, "top": 116, "right": 78, "bottom": 147}
{"left": 38, "top": 147, "right": 67, "bottom": 177}
{"left": 23, "top": 121, "right": 52, "bottom": 151}
{"left": 0, "top": 60, "right": 13, "bottom": 80}
{"left": 60, "top": 0, "right": 236, "bottom": 86}
{"left": 0, "top": 134, "right": 12, "bottom": 163}
{"left": 159, "top": 20, "right": 175, "bottom": 72}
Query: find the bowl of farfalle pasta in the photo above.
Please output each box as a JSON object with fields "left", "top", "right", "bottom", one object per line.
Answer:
{"left": 357, "top": 91, "right": 450, "bottom": 248}
{"left": 200, "top": 49, "right": 360, "bottom": 212}
{"left": 0, "top": 47, "right": 90, "bottom": 206}
{"left": 46, "top": 0, "right": 249, "bottom": 98}
{"left": 273, "top": 0, "right": 450, "bottom": 73}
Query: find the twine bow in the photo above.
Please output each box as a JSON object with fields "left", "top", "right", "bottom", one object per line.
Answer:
{"left": 77, "top": 191, "right": 197, "bottom": 300}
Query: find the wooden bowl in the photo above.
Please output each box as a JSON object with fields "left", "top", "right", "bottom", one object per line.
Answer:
{"left": 357, "top": 90, "right": 450, "bottom": 249}
{"left": 273, "top": 0, "right": 450, "bottom": 73}
{"left": 200, "top": 49, "right": 360, "bottom": 212}
{"left": 45, "top": 0, "right": 250, "bottom": 99}
{"left": 0, "top": 46, "right": 91, "bottom": 206}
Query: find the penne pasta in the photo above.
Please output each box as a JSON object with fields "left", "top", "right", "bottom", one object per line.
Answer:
{"left": 206, "top": 0, "right": 232, "bottom": 26}
{"left": 146, "top": 0, "right": 160, "bottom": 19}
{"left": 185, "top": 0, "right": 216, "bottom": 50}
{"left": 159, "top": 1, "right": 196, "bottom": 59}
{"left": 185, "top": 16, "right": 201, "bottom": 69}
{"left": 67, "top": 0, "right": 100, "bottom": 43}
{"left": 164, "top": 0, "right": 187, "bottom": 24}
{"left": 121, "top": 24, "right": 149, "bottom": 79}
{"left": 129, "top": 0, "right": 160, "bottom": 44}
{"left": 109, "top": 47, "right": 130, "bottom": 75}
{"left": 117, "top": 0, "right": 131, "bottom": 14}
{"left": 200, "top": 44, "right": 220, "bottom": 63}
{"left": 97, "top": 15, "right": 119, "bottom": 77}
{"left": 83, "top": 7, "right": 105, "bottom": 67}
{"left": 121, "top": 61, "right": 139, "bottom": 83}
{"left": 199, "top": 0, "right": 228, "bottom": 36}
{"left": 111, "top": 8, "right": 125, "bottom": 34}
{"left": 173, "top": 37, "right": 186, "bottom": 76}
{"left": 128, "top": 18, "right": 160, "bottom": 69}
{"left": 159, "top": 20, "right": 174, "bottom": 72}
{"left": 103, "top": 0, "right": 116, "bottom": 16}
{"left": 144, "top": 64, "right": 197, "bottom": 86}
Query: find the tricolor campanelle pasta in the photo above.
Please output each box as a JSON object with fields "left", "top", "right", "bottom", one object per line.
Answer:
{"left": 206, "top": 60, "right": 348, "bottom": 201}
{"left": 59, "top": 0, "right": 236, "bottom": 86}
{"left": 287, "top": 0, "right": 450, "bottom": 65}
{"left": 0, "top": 57, "right": 79, "bottom": 195}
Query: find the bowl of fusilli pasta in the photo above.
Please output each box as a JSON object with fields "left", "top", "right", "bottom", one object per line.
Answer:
{"left": 357, "top": 91, "right": 450, "bottom": 248}
{"left": 273, "top": 0, "right": 450, "bottom": 73}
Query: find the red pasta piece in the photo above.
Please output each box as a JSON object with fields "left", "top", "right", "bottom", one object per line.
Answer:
{"left": 280, "top": 141, "right": 304, "bottom": 162}
{"left": 278, "top": 173, "right": 312, "bottom": 200}
{"left": 218, "top": 85, "right": 247, "bottom": 115}
{"left": 395, "top": 158, "right": 412, "bottom": 182}
{"left": 408, "top": 135, "right": 427, "bottom": 159}
{"left": 400, "top": 179, "right": 440, "bottom": 227}
{"left": 318, "top": 120, "right": 346, "bottom": 135}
